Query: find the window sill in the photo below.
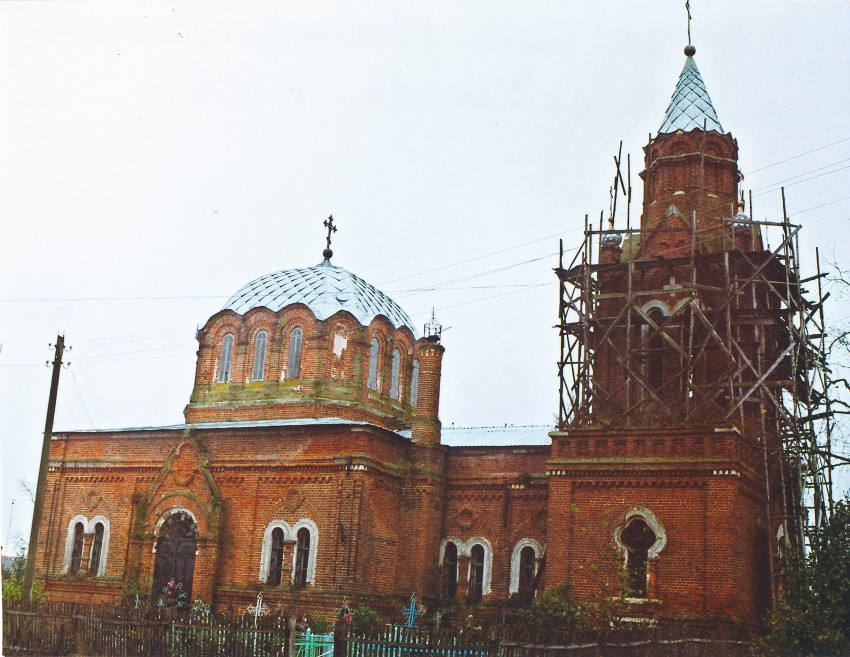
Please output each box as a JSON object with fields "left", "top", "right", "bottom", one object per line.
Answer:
{"left": 612, "top": 596, "right": 661, "bottom": 605}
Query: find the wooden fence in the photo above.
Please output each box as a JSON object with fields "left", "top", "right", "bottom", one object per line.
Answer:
{"left": 3, "top": 602, "right": 751, "bottom": 657}
{"left": 3, "top": 601, "right": 290, "bottom": 656}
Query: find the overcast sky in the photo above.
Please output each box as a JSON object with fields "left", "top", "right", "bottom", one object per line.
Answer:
{"left": 2, "top": 1, "right": 849, "bottom": 554}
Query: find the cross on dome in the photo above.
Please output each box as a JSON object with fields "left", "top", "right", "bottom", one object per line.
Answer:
{"left": 323, "top": 215, "right": 337, "bottom": 261}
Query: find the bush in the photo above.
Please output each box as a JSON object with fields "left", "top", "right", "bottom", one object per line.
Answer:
{"left": 305, "top": 611, "right": 332, "bottom": 634}
{"left": 514, "top": 583, "right": 586, "bottom": 634}
{"left": 351, "top": 605, "right": 382, "bottom": 634}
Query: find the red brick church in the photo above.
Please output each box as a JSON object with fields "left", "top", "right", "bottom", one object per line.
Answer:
{"left": 33, "top": 45, "right": 794, "bottom": 627}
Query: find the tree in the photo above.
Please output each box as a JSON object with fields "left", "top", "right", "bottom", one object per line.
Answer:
{"left": 755, "top": 497, "right": 850, "bottom": 656}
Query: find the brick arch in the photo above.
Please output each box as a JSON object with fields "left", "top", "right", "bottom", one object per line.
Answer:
{"left": 365, "top": 320, "right": 393, "bottom": 392}
{"left": 202, "top": 311, "right": 242, "bottom": 343}
{"left": 243, "top": 308, "right": 278, "bottom": 382}
{"left": 195, "top": 312, "right": 242, "bottom": 386}
{"left": 509, "top": 504, "right": 547, "bottom": 541}
{"left": 389, "top": 327, "right": 414, "bottom": 402}
{"left": 70, "top": 487, "right": 115, "bottom": 519}
{"left": 147, "top": 493, "right": 211, "bottom": 537}
{"left": 666, "top": 137, "right": 693, "bottom": 155}
{"left": 141, "top": 438, "right": 222, "bottom": 538}
{"left": 257, "top": 487, "right": 321, "bottom": 530}
{"left": 277, "top": 305, "right": 318, "bottom": 379}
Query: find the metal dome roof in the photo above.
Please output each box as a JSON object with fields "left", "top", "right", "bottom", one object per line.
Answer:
{"left": 222, "top": 259, "right": 417, "bottom": 335}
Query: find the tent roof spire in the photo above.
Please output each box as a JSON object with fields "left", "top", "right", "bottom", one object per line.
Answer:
{"left": 658, "top": 45, "right": 724, "bottom": 134}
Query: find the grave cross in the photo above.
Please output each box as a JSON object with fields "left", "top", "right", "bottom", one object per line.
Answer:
{"left": 401, "top": 592, "right": 425, "bottom": 628}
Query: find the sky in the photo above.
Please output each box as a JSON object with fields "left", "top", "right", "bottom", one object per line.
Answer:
{"left": 2, "top": 0, "right": 849, "bottom": 555}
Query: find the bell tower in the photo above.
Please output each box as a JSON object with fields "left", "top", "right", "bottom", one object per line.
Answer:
{"left": 545, "top": 44, "right": 819, "bottom": 626}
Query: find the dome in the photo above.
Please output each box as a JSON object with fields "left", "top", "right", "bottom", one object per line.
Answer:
{"left": 222, "top": 260, "right": 417, "bottom": 335}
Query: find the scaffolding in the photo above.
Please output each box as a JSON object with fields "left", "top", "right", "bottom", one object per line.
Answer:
{"left": 555, "top": 190, "right": 834, "bottom": 567}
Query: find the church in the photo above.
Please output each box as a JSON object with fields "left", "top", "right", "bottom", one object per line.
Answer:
{"left": 33, "top": 43, "right": 801, "bottom": 628}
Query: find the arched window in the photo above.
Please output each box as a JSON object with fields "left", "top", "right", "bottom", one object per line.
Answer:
{"left": 646, "top": 308, "right": 666, "bottom": 391}
{"left": 410, "top": 360, "right": 420, "bottom": 407}
{"left": 259, "top": 521, "right": 292, "bottom": 584}
{"left": 621, "top": 518, "right": 657, "bottom": 598}
{"left": 70, "top": 522, "right": 84, "bottom": 574}
{"left": 252, "top": 331, "right": 268, "bottom": 381}
{"left": 287, "top": 328, "right": 303, "bottom": 379}
{"left": 267, "top": 527, "right": 285, "bottom": 586}
{"left": 294, "top": 527, "right": 311, "bottom": 588}
{"left": 442, "top": 541, "right": 458, "bottom": 599}
{"left": 367, "top": 337, "right": 380, "bottom": 390}
{"left": 89, "top": 522, "right": 105, "bottom": 575}
{"left": 510, "top": 539, "right": 543, "bottom": 598}
{"left": 218, "top": 333, "right": 234, "bottom": 383}
{"left": 518, "top": 546, "right": 536, "bottom": 601}
{"left": 390, "top": 349, "right": 401, "bottom": 399}
{"left": 469, "top": 544, "right": 485, "bottom": 603}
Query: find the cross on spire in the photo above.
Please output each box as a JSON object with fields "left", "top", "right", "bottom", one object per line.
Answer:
{"left": 685, "top": 0, "right": 692, "bottom": 46}
{"left": 323, "top": 215, "right": 337, "bottom": 261}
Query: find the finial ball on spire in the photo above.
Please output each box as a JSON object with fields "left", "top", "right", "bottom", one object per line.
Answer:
{"left": 684, "top": 45, "right": 696, "bottom": 57}
{"left": 323, "top": 248, "right": 333, "bottom": 260}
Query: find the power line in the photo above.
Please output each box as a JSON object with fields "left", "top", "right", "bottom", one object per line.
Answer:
{"left": 73, "top": 343, "right": 194, "bottom": 362}
{"left": 75, "top": 326, "right": 192, "bottom": 345}
{"left": 752, "top": 163, "right": 850, "bottom": 198}
{"left": 745, "top": 137, "right": 850, "bottom": 175}
{"left": 392, "top": 252, "right": 559, "bottom": 299}
{"left": 413, "top": 281, "right": 550, "bottom": 316}
{"left": 69, "top": 372, "right": 94, "bottom": 428}
{"left": 379, "top": 227, "right": 582, "bottom": 285}
{"left": 794, "top": 197, "right": 850, "bottom": 217}
{"left": 65, "top": 353, "right": 191, "bottom": 365}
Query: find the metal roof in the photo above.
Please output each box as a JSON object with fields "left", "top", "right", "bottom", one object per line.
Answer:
{"left": 659, "top": 54, "right": 723, "bottom": 134}
{"left": 57, "top": 417, "right": 383, "bottom": 434}
{"left": 222, "top": 259, "right": 417, "bottom": 335}
{"left": 58, "top": 420, "right": 555, "bottom": 447}
{"left": 441, "top": 425, "right": 552, "bottom": 447}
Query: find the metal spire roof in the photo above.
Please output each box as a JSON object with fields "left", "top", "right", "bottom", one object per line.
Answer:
{"left": 222, "top": 260, "right": 417, "bottom": 335}
{"left": 659, "top": 46, "right": 724, "bottom": 134}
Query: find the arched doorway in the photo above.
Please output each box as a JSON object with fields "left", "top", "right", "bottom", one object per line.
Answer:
{"left": 153, "top": 511, "right": 198, "bottom": 607}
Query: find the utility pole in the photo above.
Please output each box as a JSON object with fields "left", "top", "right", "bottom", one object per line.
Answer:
{"left": 23, "top": 335, "right": 65, "bottom": 601}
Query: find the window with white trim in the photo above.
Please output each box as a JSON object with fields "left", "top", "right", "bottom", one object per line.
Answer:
{"left": 252, "top": 331, "right": 268, "bottom": 381}
{"left": 291, "top": 519, "right": 318, "bottom": 588}
{"left": 259, "top": 521, "right": 292, "bottom": 585}
{"left": 294, "top": 527, "right": 310, "bottom": 588}
{"left": 509, "top": 538, "right": 542, "bottom": 601}
{"left": 614, "top": 508, "right": 667, "bottom": 600}
{"left": 267, "top": 527, "right": 285, "bottom": 586}
{"left": 442, "top": 540, "right": 458, "bottom": 599}
{"left": 218, "top": 333, "right": 234, "bottom": 383}
{"left": 89, "top": 522, "right": 106, "bottom": 575}
{"left": 469, "top": 544, "right": 485, "bottom": 603}
{"left": 70, "top": 521, "right": 84, "bottom": 574}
